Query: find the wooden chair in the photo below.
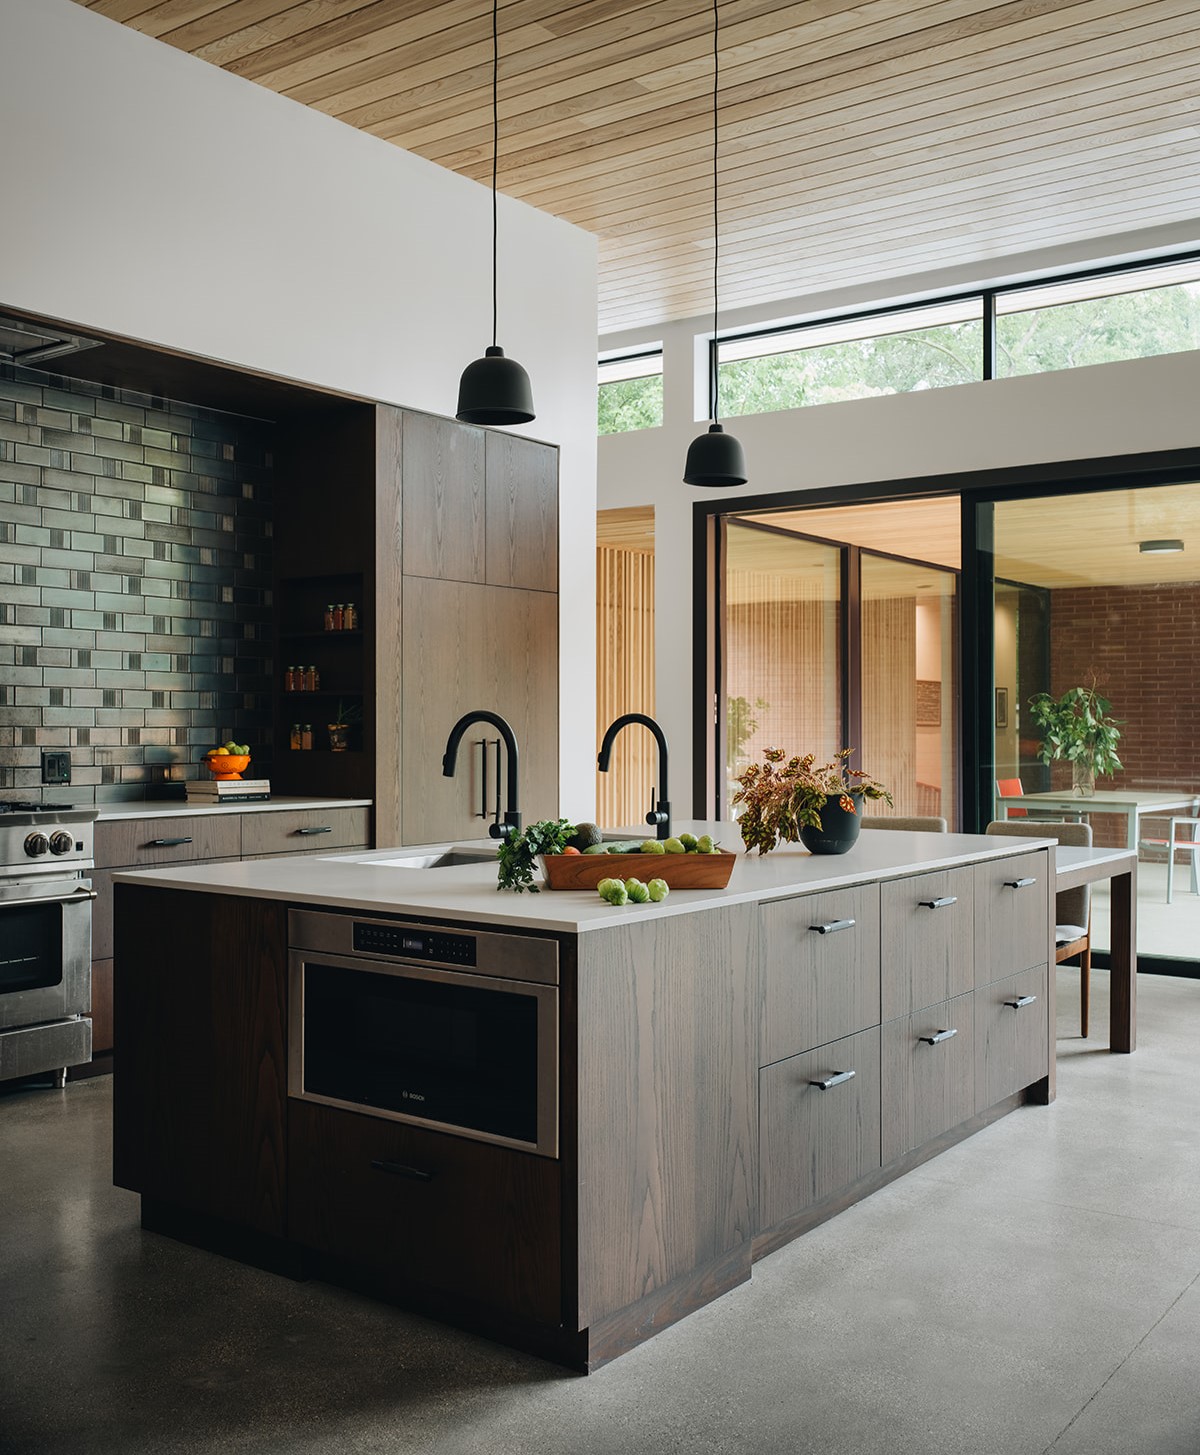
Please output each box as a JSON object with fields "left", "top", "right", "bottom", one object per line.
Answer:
{"left": 862, "top": 815, "right": 948, "bottom": 832}
{"left": 986, "top": 819, "right": 1093, "bottom": 1037}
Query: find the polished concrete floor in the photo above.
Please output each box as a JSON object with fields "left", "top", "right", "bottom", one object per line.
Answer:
{"left": 2, "top": 969, "right": 1199, "bottom": 1455}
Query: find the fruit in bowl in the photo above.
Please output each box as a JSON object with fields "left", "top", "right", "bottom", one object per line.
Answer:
{"left": 205, "top": 742, "right": 251, "bottom": 779}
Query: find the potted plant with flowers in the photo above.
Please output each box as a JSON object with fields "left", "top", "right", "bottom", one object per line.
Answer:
{"left": 1027, "top": 682, "right": 1122, "bottom": 797}
{"left": 732, "top": 747, "right": 893, "bottom": 855}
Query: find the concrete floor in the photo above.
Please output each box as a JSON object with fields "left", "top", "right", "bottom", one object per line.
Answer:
{"left": 2, "top": 970, "right": 1199, "bottom": 1455}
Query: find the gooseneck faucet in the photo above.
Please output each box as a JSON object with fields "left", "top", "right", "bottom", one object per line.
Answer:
{"left": 597, "top": 712, "right": 670, "bottom": 841}
{"left": 442, "top": 710, "right": 522, "bottom": 840}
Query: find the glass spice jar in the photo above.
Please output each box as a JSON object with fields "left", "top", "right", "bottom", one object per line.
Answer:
{"left": 301, "top": 723, "right": 313, "bottom": 751}
{"left": 289, "top": 723, "right": 302, "bottom": 751}
{"left": 324, "top": 604, "right": 336, "bottom": 632}
{"left": 332, "top": 603, "right": 344, "bottom": 631}
{"left": 343, "top": 602, "right": 357, "bottom": 631}
{"left": 285, "top": 665, "right": 297, "bottom": 692}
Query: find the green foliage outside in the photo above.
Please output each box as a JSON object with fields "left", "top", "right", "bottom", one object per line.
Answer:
{"left": 727, "top": 694, "right": 769, "bottom": 768}
{"left": 598, "top": 374, "right": 663, "bottom": 434}
{"left": 711, "top": 283, "right": 1200, "bottom": 420}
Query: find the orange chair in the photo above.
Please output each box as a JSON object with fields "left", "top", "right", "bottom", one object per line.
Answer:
{"left": 996, "top": 778, "right": 1027, "bottom": 817}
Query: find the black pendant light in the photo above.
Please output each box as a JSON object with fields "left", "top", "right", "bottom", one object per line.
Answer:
{"left": 684, "top": 0, "right": 746, "bottom": 487}
{"left": 456, "top": 0, "right": 535, "bottom": 426}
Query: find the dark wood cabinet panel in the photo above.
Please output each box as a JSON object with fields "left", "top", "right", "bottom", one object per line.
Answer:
{"left": 112, "top": 887, "right": 288, "bottom": 1238}
{"left": 880, "top": 866, "right": 975, "bottom": 1020}
{"left": 881, "top": 992, "right": 975, "bottom": 1164}
{"left": 759, "top": 885, "right": 880, "bottom": 1065}
{"left": 572, "top": 903, "right": 758, "bottom": 1330}
{"left": 759, "top": 1027, "right": 881, "bottom": 1231}
{"left": 484, "top": 432, "right": 558, "bottom": 593}
{"left": 400, "top": 577, "right": 559, "bottom": 844}
{"left": 89, "top": 956, "right": 114, "bottom": 1057}
{"left": 975, "top": 964, "right": 1049, "bottom": 1111}
{"left": 401, "top": 410, "right": 485, "bottom": 584}
{"left": 973, "top": 850, "right": 1052, "bottom": 986}
{"left": 288, "top": 1100, "right": 561, "bottom": 1325}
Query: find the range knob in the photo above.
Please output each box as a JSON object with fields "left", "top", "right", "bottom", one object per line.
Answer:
{"left": 49, "top": 831, "right": 75, "bottom": 856}
{"left": 24, "top": 832, "right": 50, "bottom": 857}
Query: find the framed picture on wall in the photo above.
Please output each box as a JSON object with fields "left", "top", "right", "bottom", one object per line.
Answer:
{"left": 995, "top": 687, "right": 1008, "bottom": 729}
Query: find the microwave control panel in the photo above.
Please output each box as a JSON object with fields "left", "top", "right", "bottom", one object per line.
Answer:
{"left": 352, "top": 921, "right": 477, "bottom": 967}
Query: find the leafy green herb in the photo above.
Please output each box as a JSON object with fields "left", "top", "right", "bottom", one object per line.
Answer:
{"left": 496, "top": 818, "right": 574, "bottom": 893}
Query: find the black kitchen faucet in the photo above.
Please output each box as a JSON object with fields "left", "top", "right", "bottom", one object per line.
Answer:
{"left": 442, "top": 710, "right": 522, "bottom": 841}
{"left": 597, "top": 712, "right": 670, "bottom": 840}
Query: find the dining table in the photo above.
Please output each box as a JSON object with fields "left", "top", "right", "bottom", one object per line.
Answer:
{"left": 999, "top": 788, "right": 1200, "bottom": 852}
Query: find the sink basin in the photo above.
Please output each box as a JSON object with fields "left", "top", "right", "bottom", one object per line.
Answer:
{"left": 368, "top": 848, "right": 497, "bottom": 870}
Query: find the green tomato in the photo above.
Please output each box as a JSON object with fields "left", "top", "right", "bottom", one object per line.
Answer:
{"left": 679, "top": 833, "right": 698, "bottom": 851}
{"left": 604, "top": 884, "right": 628, "bottom": 906}
{"left": 625, "top": 878, "right": 650, "bottom": 903}
{"left": 647, "top": 878, "right": 669, "bottom": 902}
{"left": 596, "top": 878, "right": 618, "bottom": 896}
{"left": 663, "top": 837, "right": 685, "bottom": 854}
{"left": 696, "top": 835, "right": 715, "bottom": 854}
{"left": 639, "top": 839, "right": 666, "bottom": 854}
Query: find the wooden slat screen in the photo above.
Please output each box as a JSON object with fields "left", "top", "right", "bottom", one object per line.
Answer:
{"left": 596, "top": 539, "right": 655, "bottom": 829}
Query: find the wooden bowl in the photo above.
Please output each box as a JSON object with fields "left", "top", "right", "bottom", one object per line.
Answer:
{"left": 206, "top": 754, "right": 251, "bottom": 780}
{"left": 540, "top": 848, "right": 737, "bottom": 891}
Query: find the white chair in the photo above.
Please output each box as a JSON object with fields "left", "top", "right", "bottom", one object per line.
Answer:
{"left": 862, "top": 815, "right": 948, "bottom": 833}
{"left": 986, "top": 819, "right": 1093, "bottom": 1038}
{"left": 1139, "top": 816, "right": 1200, "bottom": 903}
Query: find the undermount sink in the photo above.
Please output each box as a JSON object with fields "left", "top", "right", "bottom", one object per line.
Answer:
{"left": 368, "top": 848, "right": 497, "bottom": 870}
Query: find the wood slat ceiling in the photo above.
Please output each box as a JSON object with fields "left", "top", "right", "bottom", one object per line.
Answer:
{"left": 77, "top": 0, "right": 1200, "bottom": 335}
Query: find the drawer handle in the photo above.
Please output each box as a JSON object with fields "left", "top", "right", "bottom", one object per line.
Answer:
{"left": 1005, "top": 877, "right": 1037, "bottom": 889}
{"left": 369, "top": 1159, "right": 434, "bottom": 1182}
{"left": 920, "top": 1028, "right": 958, "bottom": 1044}
{"left": 919, "top": 896, "right": 957, "bottom": 909}
{"left": 1005, "top": 994, "right": 1038, "bottom": 1009}
{"left": 146, "top": 837, "right": 193, "bottom": 847}
{"left": 294, "top": 825, "right": 333, "bottom": 836}
{"left": 810, "top": 918, "right": 856, "bottom": 936}
{"left": 810, "top": 1069, "right": 856, "bottom": 1090}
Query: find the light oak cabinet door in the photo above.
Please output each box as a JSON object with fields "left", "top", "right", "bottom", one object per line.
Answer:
{"left": 400, "top": 411, "right": 486, "bottom": 584}
{"left": 880, "top": 866, "right": 975, "bottom": 1020}
{"left": 881, "top": 992, "right": 975, "bottom": 1164}
{"left": 400, "top": 577, "right": 559, "bottom": 844}
{"left": 975, "top": 964, "right": 1049, "bottom": 1111}
{"left": 759, "top": 1026, "right": 881, "bottom": 1231}
{"left": 484, "top": 432, "right": 557, "bottom": 593}
{"left": 759, "top": 885, "right": 880, "bottom": 1065}
{"left": 239, "top": 806, "right": 370, "bottom": 858}
{"left": 974, "top": 850, "right": 1051, "bottom": 986}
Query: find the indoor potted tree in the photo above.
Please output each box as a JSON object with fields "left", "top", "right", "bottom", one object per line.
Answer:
{"left": 732, "top": 747, "right": 892, "bottom": 855}
{"left": 1027, "top": 683, "right": 1123, "bottom": 796}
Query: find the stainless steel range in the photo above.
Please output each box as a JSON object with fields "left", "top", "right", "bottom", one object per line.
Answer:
{"left": 0, "top": 801, "right": 98, "bottom": 1086}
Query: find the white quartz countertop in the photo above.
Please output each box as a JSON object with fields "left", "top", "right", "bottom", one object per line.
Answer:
{"left": 96, "top": 796, "right": 372, "bottom": 821}
{"left": 112, "top": 820, "right": 1053, "bottom": 934}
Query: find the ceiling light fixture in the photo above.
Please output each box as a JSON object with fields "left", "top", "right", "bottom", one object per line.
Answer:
{"left": 456, "top": 0, "right": 534, "bottom": 426}
{"left": 1138, "top": 539, "right": 1184, "bottom": 554}
{"left": 684, "top": 0, "right": 746, "bottom": 488}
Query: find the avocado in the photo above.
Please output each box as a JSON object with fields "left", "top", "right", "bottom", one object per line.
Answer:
{"left": 568, "top": 821, "right": 604, "bottom": 851}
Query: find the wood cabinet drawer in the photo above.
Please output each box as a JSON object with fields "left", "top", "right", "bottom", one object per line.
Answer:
{"left": 975, "top": 964, "right": 1049, "bottom": 1111}
{"left": 94, "top": 814, "right": 241, "bottom": 869}
{"left": 238, "top": 806, "right": 370, "bottom": 857}
{"left": 880, "top": 866, "right": 974, "bottom": 1020}
{"left": 881, "top": 993, "right": 975, "bottom": 1165}
{"left": 759, "top": 886, "right": 880, "bottom": 1064}
{"left": 288, "top": 1100, "right": 562, "bottom": 1325}
{"left": 759, "top": 1027, "right": 880, "bottom": 1231}
{"left": 974, "top": 850, "right": 1051, "bottom": 986}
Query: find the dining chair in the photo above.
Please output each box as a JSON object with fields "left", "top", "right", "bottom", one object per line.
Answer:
{"left": 995, "top": 778, "right": 1028, "bottom": 817}
{"left": 1137, "top": 815, "right": 1200, "bottom": 902}
{"left": 986, "top": 818, "right": 1093, "bottom": 1037}
{"left": 861, "top": 815, "right": 948, "bottom": 832}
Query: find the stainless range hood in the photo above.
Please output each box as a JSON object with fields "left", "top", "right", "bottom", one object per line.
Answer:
{"left": 0, "top": 315, "right": 101, "bottom": 367}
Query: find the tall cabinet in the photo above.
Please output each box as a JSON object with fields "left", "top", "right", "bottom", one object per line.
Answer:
{"left": 272, "top": 404, "right": 559, "bottom": 848}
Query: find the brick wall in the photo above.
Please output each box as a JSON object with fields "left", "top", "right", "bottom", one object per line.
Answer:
{"left": 0, "top": 363, "right": 274, "bottom": 802}
{"left": 1049, "top": 582, "right": 1200, "bottom": 845}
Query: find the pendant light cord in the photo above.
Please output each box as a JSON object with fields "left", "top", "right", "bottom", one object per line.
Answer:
{"left": 491, "top": 0, "right": 499, "bottom": 350}
{"left": 711, "top": 0, "right": 720, "bottom": 424}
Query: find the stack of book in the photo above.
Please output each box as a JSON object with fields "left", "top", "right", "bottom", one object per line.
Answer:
{"left": 186, "top": 777, "right": 271, "bottom": 804}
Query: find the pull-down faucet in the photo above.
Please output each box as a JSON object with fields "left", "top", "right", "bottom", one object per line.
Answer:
{"left": 597, "top": 712, "right": 670, "bottom": 840}
{"left": 442, "top": 710, "right": 522, "bottom": 840}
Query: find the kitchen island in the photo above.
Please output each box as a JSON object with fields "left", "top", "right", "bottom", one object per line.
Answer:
{"left": 112, "top": 825, "right": 1057, "bottom": 1370}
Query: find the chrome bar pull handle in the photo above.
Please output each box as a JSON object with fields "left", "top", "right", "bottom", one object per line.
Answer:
{"left": 920, "top": 1028, "right": 958, "bottom": 1044}
{"left": 810, "top": 1069, "right": 856, "bottom": 1090}
{"left": 1005, "top": 994, "right": 1037, "bottom": 1009}
{"left": 295, "top": 825, "right": 332, "bottom": 836}
{"left": 146, "top": 837, "right": 192, "bottom": 847}
{"left": 1005, "top": 877, "right": 1037, "bottom": 889}
{"left": 810, "top": 918, "right": 856, "bottom": 936}
{"left": 919, "top": 896, "right": 958, "bottom": 909}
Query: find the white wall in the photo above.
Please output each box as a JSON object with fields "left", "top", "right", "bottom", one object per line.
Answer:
{"left": 600, "top": 309, "right": 1200, "bottom": 813}
{"left": 0, "top": 0, "right": 598, "bottom": 819}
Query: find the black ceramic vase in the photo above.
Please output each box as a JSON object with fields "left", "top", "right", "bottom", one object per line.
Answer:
{"left": 798, "top": 792, "right": 863, "bottom": 855}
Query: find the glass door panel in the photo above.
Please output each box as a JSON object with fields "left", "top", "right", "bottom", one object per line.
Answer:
{"left": 722, "top": 522, "right": 841, "bottom": 809}
{"left": 859, "top": 554, "right": 958, "bottom": 826}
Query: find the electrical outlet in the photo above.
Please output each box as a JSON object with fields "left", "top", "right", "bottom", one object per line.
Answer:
{"left": 41, "top": 750, "right": 71, "bottom": 785}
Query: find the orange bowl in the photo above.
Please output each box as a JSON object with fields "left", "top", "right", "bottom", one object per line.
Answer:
{"left": 205, "top": 753, "right": 251, "bottom": 780}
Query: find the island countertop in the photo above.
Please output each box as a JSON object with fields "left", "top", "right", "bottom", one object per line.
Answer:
{"left": 112, "top": 820, "right": 1054, "bottom": 933}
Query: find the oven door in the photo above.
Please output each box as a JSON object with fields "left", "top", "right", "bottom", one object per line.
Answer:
{"left": 0, "top": 881, "right": 94, "bottom": 1030}
{"left": 289, "top": 950, "right": 559, "bottom": 1158}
